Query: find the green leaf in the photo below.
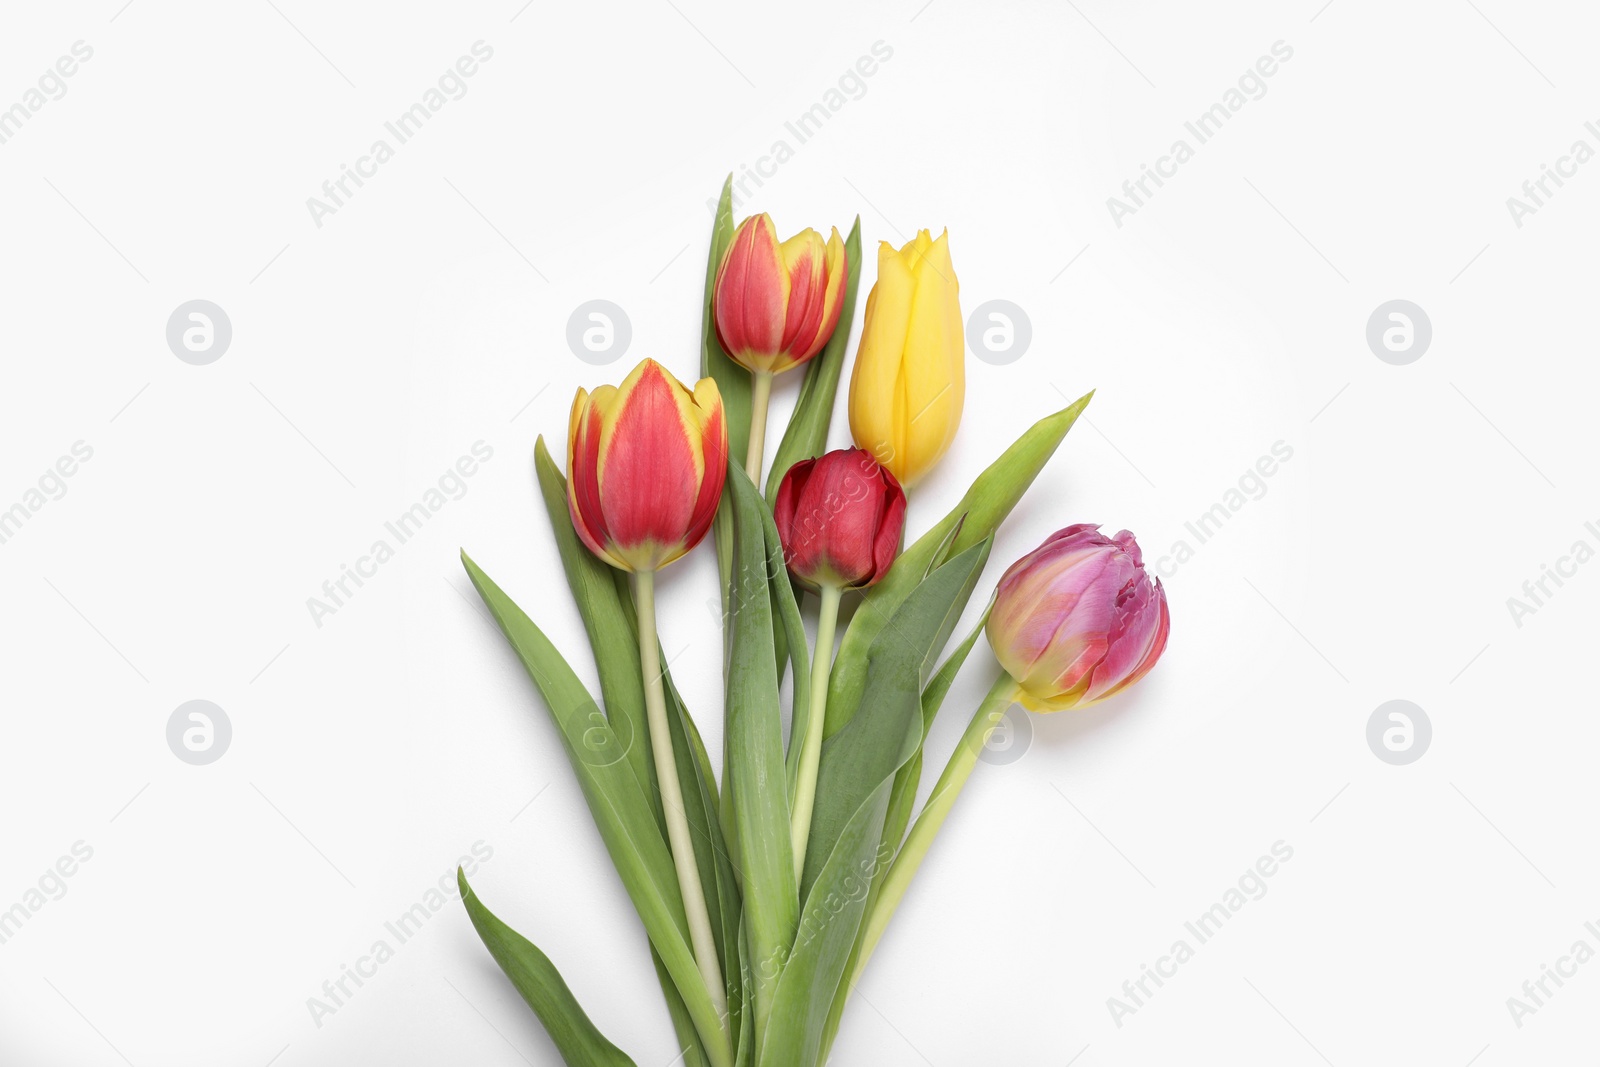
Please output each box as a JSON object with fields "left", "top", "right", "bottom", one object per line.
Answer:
{"left": 458, "top": 870, "right": 637, "bottom": 1067}
{"left": 733, "top": 930, "right": 757, "bottom": 1067}
{"left": 461, "top": 552, "right": 731, "bottom": 1067}
{"left": 534, "top": 439, "right": 659, "bottom": 827}
{"left": 799, "top": 542, "right": 991, "bottom": 898}
{"left": 721, "top": 461, "right": 799, "bottom": 1050}
{"left": 702, "top": 175, "right": 749, "bottom": 464}
{"left": 701, "top": 176, "right": 747, "bottom": 661}
{"left": 823, "top": 391, "right": 1093, "bottom": 737}
{"left": 763, "top": 216, "right": 864, "bottom": 503}
{"left": 662, "top": 669, "right": 744, "bottom": 1046}
{"left": 760, "top": 502, "right": 812, "bottom": 802}
{"left": 652, "top": 948, "right": 711, "bottom": 1067}
{"left": 758, "top": 543, "right": 992, "bottom": 1067}
{"left": 533, "top": 446, "right": 743, "bottom": 1043}
{"left": 886, "top": 592, "right": 995, "bottom": 856}
{"left": 813, "top": 594, "right": 996, "bottom": 1065}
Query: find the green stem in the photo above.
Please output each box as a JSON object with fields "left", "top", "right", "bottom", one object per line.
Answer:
{"left": 745, "top": 370, "right": 773, "bottom": 484}
{"left": 790, "top": 581, "right": 842, "bottom": 882}
{"left": 852, "top": 671, "right": 1021, "bottom": 980}
{"left": 635, "top": 570, "right": 729, "bottom": 1029}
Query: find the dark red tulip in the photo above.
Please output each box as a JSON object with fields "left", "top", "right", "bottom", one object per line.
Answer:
{"left": 773, "top": 448, "right": 906, "bottom": 591}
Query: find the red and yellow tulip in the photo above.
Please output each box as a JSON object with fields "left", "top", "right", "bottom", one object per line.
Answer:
{"left": 713, "top": 214, "right": 849, "bottom": 376}
{"left": 567, "top": 358, "right": 728, "bottom": 574}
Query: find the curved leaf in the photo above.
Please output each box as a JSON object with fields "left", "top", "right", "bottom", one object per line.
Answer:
{"left": 701, "top": 175, "right": 749, "bottom": 466}
{"left": 722, "top": 462, "right": 799, "bottom": 1050}
{"left": 458, "top": 870, "right": 637, "bottom": 1067}
{"left": 823, "top": 392, "right": 1092, "bottom": 737}
{"left": 461, "top": 552, "right": 731, "bottom": 1067}
{"left": 534, "top": 439, "right": 659, "bottom": 825}
{"left": 800, "top": 542, "right": 991, "bottom": 897}
{"left": 758, "top": 543, "right": 991, "bottom": 1066}
{"left": 535, "top": 441, "right": 742, "bottom": 1035}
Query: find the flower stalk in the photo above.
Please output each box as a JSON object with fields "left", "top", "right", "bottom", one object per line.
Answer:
{"left": 854, "top": 671, "right": 1021, "bottom": 978}
{"left": 635, "top": 568, "right": 728, "bottom": 1026}
{"left": 789, "top": 580, "right": 841, "bottom": 880}
{"left": 745, "top": 370, "right": 773, "bottom": 483}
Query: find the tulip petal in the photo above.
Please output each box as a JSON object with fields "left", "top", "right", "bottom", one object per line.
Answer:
{"left": 1087, "top": 579, "right": 1170, "bottom": 704}
{"left": 567, "top": 386, "right": 626, "bottom": 570}
{"left": 713, "top": 214, "right": 788, "bottom": 370}
{"left": 778, "top": 229, "right": 827, "bottom": 363}
{"left": 848, "top": 243, "right": 915, "bottom": 474}
{"left": 773, "top": 448, "right": 904, "bottom": 589}
{"left": 868, "top": 466, "right": 907, "bottom": 584}
{"left": 815, "top": 228, "right": 849, "bottom": 351}
{"left": 679, "top": 376, "right": 727, "bottom": 567}
{"left": 897, "top": 230, "right": 963, "bottom": 486}
{"left": 597, "top": 361, "right": 700, "bottom": 568}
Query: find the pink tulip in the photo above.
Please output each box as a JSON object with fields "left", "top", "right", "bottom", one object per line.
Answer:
{"left": 987, "top": 524, "right": 1169, "bottom": 710}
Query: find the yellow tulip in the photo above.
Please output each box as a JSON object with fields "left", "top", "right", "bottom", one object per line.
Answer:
{"left": 847, "top": 229, "right": 964, "bottom": 487}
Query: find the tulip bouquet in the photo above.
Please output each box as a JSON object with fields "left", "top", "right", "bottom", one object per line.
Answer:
{"left": 454, "top": 178, "right": 1169, "bottom": 1066}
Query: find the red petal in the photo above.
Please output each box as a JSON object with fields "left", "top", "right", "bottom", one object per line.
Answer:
{"left": 780, "top": 245, "right": 826, "bottom": 357}
{"left": 683, "top": 400, "right": 727, "bottom": 553}
{"left": 600, "top": 362, "right": 698, "bottom": 555}
{"left": 713, "top": 216, "right": 786, "bottom": 360}
{"left": 866, "top": 463, "right": 906, "bottom": 586}
{"left": 567, "top": 396, "right": 614, "bottom": 562}
{"left": 774, "top": 456, "right": 820, "bottom": 580}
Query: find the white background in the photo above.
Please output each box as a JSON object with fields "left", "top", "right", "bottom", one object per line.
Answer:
{"left": 1, "top": 1, "right": 1596, "bottom": 1064}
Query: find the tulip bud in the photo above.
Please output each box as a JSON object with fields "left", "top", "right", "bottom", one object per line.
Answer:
{"left": 713, "top": 214, "right": 849, "bottom": 376}
{"left": 566, "top": 358, "right": 727, "bottom": 573}
{"left": 848, "top": 229, "right": 964, "bottom": 488}
{"left": 986, "top": 525, "right": 1169, "bottom": 710}
{"left": 773, "top": 448, "right": 906, "bottom": 592}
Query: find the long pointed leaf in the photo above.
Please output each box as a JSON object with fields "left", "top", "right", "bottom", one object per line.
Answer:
{"left": 702, "top": 177, "right": 748, "bottom": 648}
{"left": 722, "top": 462, "right": 799, "bottom": 1050}
{"left": 652, "top": 949, "right": 712, "bottom": 1067}
{"left": 536, "top": 441, "right": 742, "bottom": 1032}
{"left": 799, "top": 542, "right": 991, "bottom": 898}
{"left": 823, "top": 392, "right": 1092, "bottom": 737}
{"left": 462, "top": 552, "right": 730, "bottom": 1067}
{"left": 814, "top": 595, "right": 997, "bottom": 1063}
{"left": 760, "top": 498, "right": 811, "bottom": 797}
{"left": 885, "top": 592, "right": 994, "bottom": 858}
{"left": 458, "top": 870, "right": 637, "bottom": 1067}
{"left": 534, "top": 439, "right": 660, "bottom": 826}
{"left": 760, "top": 543, "right": 991, "bottom": 1066}
{"left": 702, "top": 175, "right": 749, "bottom": 467}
